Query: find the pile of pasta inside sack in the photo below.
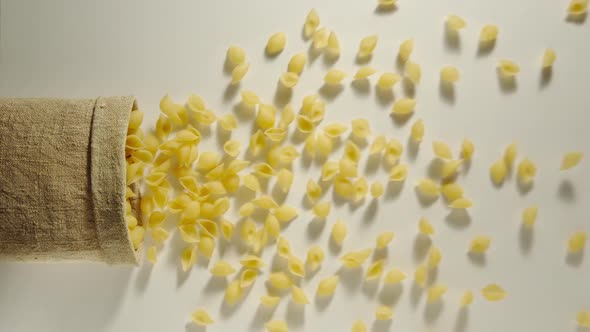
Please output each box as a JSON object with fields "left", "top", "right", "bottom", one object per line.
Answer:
{"left": 122, "top": 2, "right": 589, "bottom": 332}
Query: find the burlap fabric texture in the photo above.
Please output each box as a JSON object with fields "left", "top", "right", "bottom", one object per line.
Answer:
{"left": 0, "top": 96, "right": 141, "bottom": 265}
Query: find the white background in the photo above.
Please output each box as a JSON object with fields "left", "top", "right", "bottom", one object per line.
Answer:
{"left": 1, "top": 0, "right": 590, "bottom": 331}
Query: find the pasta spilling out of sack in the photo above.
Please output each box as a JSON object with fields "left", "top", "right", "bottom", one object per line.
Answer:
{"left": 10, "top": 5, "right": 588, "bottom": 329}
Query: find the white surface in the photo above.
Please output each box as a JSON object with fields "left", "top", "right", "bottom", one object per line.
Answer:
{"left": 1, "top": 0, "right": 589, "bottom": 331}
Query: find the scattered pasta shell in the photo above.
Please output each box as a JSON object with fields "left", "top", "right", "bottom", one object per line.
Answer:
{"left": 288, "top": 52, "right": 307, "bottom": 75}
{"left": 274, "top": 205, "right": 298, "bottom": 222}
{"left": 504, "top": 142, "right": 518, "bottom": 166}
{"left": 568, "top": 0, "right": 588, "bottom": 15}
{"left": 126, "top": 135, "right": 145, "bottom": 150}
{"left": 312, "top": 27, "right": 330, "bottom": 49}
{"left": 369, "top": 135, "right": 386, "bottom": 154}
{"left": 260, "top": 295, "right": 280, "bottom": 308}
{"left": 321, "top": 161, "right": 339, "bottom": 181}
{"left": 440, "top": 66, "right": 460, "bottom": 83}
{"left": 181, "top": 246, "right": 198, "bottom": 271}
{"left": 191, "top": 309, "right": 214, "bottom": 326}
{"left": 130, "top": 226, "right": 145, "bottom": 249}
{"left": 241, "top": 90, "right": 260, "bottom": 107}
{"left": 340, "top": 248, "right": 373, "bottom": 268}
{"left": 327, "top": 31, "right": 341, "bottom": 56}
{"left": 522, "top": 206, "right": 538, "bottom": 227}
{"left": 334, "top": 175, "right": 354, "bottom": 199}
{"left": 461, "top": 138, "right": 475, "bottom": 160}
{"left": 210, "top": 260, "right": 236, "bottom": 277}
{"left": 218, "top": 114, "right": 238, "bottom": 132}
{"left": 542, "top": 48, "right": 556, "bottom": 68}
{"left": 375, "top": 306, "right": 394, "bottom": 320}
{"left": 277, "top": 169, "right": 294, "bottom": 192}
{"left": 265, "top": 214, "right": 281, "bottom": 238}
{"left": 366, "top": 259, "right": 385, "bottom": 280}
{"left": 481, "top": 284, "right": 507, "bottom": 302}
{"left": 316, "top": 132, "right": 333, "bottom": 156}
{"left": 253, "top": 162, "right": 276, "bottom": 178}
{"left": 517, "top": 158, "right": 537, "bottom": 183}
{"left": 561, "top": 151, "right": 583, "bottom": 170}
{"left": 389, "top": 164, "right": 408, "bottom": 182}
{"left": 358, "top": 35, "right": 378, "bottom": 58}
{"left": 377, "top": 72, "right": 401, "bottom": 89}
{"left": 441, "top": 159, "right": 463, "bottom": 179}
{"left": 280, "top": 72, "right": 299, "bottom": 88}
{"left": 417, "top": 178, "right": 440, "bottom": 197}
{"left": 332, "top": 219, "right": 348, "bottom": 245}
{"left": 568, "top": 231, "right": 587, "bottom": 253}
{"left": 432, "top": 141, "right": 453, "bottom": 159}
{"left": 225, "top": 279, "right": 243, "bottom": 304}
{"left": 253, "top": 195, "right": 279, "bottom": 210}
{"left": 323, "top": 123, "right": 348, "bottom": 138}
{"left": 243, "top": 174, "right": 262, "bottom": 192}
{"left": 266, "top": 32, "right": 287, "bottom": 55}
{"left": 159, "top": 95, "right": 184, "bottom": 124}
{"left": 307, "top": 179, "right": 322, "bottom": 202}
{"left": 198, "top": 236, "right": 215, "bottom": 259}
{"left": 353, "top": 177, "right": 369, "bottom": 201}
{"left": 498, "top": 60, "right": 520, "bottom": 76}
{"left": 297, "top": 115, "right": 314, "bottom": 133}
{"left": 306, "top": 245, "right": 325, "bottom": 271}
{"left": 354, "top": 66, "right": 377, "bottom": 80}
{"left": 470, "top": 236, "right": 492, "bottom": 254}
{"left": 480, "top": 25, "right": 498, "bottom": 42}
{"left": 398, "top": 38, "right": 414, "bottom": 62}
{"left": 291, "top": 285, "right": 310, "bottom": 304}
{"left": 405, "top": 61, "right": 421, "bottom": 84}
{"left": 447, "top": 14, "right": 467, "bottom": 31}
{"left": 449, "top": 198, "right": 473, "bottom": 209}
{"left": 232, "top": 63, "right": 250, "bottom": 84}
{"left": 288, "top": 255, "right": 306, "bottom": 277}
{"left": 240, "top": 255, "right": 266, "bottom": 269}
{"left": 577, "top": 310, "right": 590, "bottom": 327}
{"left": 304, "top": 9, "right": 320, "bottom": 38}
{"left": 461, "top": 290, "right": 474, "bottom": 306}
{"left": 490, "top": 159, "right": 507, "bottom": 184}
{"left": 324, "top": 69, "right": 347, "bottom": 85}
{"left": 419, "top": 217, "right": 435, "bottom": 235}
{"left": 226, "top": 45, "right": 246, "bottom": 67}
{"left": 316, "top": 275, "right": 339, "bottom": 296}
{"left": 312, "top": 201, "right": 331, "bottom": 218}
{"left": 441, "top": 183, "right": 464, "bottom": 202}
{"left": 427, "top": 246, "right": 442, "bottom": 269}
{"left": 376, "top": 231, "right": 395, "bottom": 249}
{"left": 345, "top": 141, "right": 362, "bottom": 161}
{"left": 351, "top": 320, "right": 367, "bottom": 332}
{"left": 338, "top": 158, "right": 358, "bottom": 178}
{"left": 239, "top": 202, "right": 255, "bottom": 217}
{"left": 411, "top": 119, "right": 424, "bottom": 143}
{"left": 265, "top": 320, "right": 288, "bottom": 332}
{"left": 220, "top": 219, "right": 234, "bottom": 241}
{"left": 224, "top": 140, "right": 241, "bottom": 157}
{"left": 414, "top": 264, "right": 427, "bottom": 287}
{"left": 277, "top": 236, "right": 292, "bottom": 259}
{"left": 370, "top": 182, "right": 384, "bottom": 198}
{"left": 427, "top": 284, "right": 448, "bottom": 303}
{"left": 257, "top": 104, "right": 277, "bottom": 129}
{"left": 240, "top": 269, "right": 259, "bottom": 288}
{"left": 146, "top": 246, "right": 157, "bottom": 264}
{"left": 268, "top": 272, "right": 293, "bottom": 289}
{"left": 383, "top": 268, "right": 406, "bottom": 284}
{"left": 152, "top": 226, "right": 170, "bottom": 244}
{"left": 391, "top": 98, "right": 416, "bottom": 115}
{"left": 351, "top": 119, "right": 371, "bottom": 139}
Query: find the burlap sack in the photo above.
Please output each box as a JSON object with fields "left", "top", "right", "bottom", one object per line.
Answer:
{"left": 0, "top": 96, "right": 142, "bottom": 265}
